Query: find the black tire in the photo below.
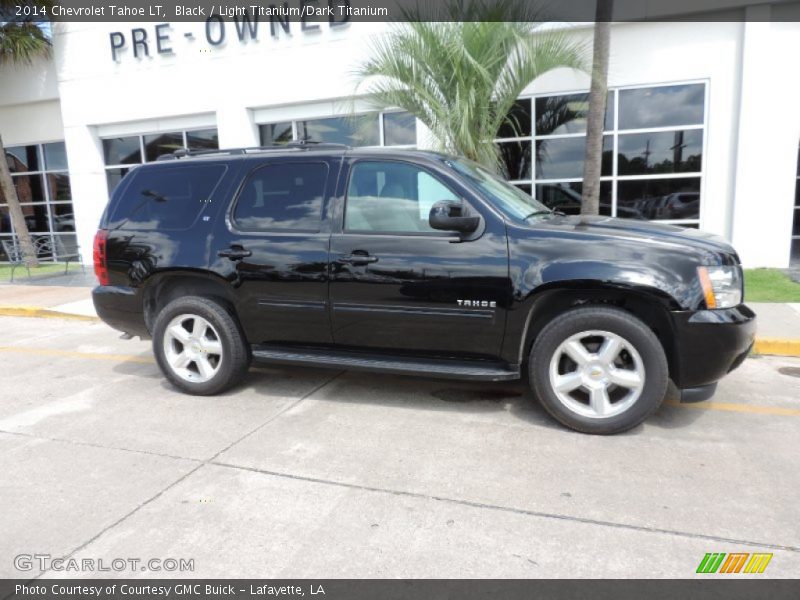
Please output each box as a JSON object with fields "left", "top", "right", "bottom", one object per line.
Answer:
{"left": 529, "top": 306, "right": 668, "bottom": 434}
{"left": 152, "top": 296, "right": 251, "bottom": 395}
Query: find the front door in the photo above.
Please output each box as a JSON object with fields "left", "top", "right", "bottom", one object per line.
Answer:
{"left": 212, "top": 157, "right": 337, "bottom": 346}
{"left": 329, "top": 159, "right": 510, "bottom": 359}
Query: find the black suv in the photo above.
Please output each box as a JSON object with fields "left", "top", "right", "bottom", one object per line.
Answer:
{"left": 92, "top": 144, "right": 756, "bottom": 434}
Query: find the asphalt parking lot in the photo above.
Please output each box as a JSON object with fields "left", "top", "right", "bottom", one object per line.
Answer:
{"left": 1, "top": 315, "right": 799, "bottom": 579}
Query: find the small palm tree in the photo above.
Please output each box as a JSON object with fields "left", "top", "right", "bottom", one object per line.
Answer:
{"left": 0, "top": 1, "right": 52, "bottom": 267}
{"left": 354, "top": 0, "right": 587, "bottom": 172}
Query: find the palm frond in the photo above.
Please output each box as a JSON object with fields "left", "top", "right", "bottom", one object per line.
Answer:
{"left": 353, "top": 1, "right": 588, "bottom": 171}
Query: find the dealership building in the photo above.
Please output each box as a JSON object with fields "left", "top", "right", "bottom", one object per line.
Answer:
{"left": 1, "top": 3, "right": 799, "bottom": 268}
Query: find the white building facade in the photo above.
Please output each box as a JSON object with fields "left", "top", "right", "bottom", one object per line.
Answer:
{"left": 1, "top": 7, "right": 799, "bottom": 268}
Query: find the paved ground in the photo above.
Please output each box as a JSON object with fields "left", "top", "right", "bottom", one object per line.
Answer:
{"left": 1, "top": 315, "right": 799, "bottom": 579}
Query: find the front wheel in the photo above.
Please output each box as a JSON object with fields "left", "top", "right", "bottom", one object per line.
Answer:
{"left": 529, "top": 306, "right": 668, "bottom": 434}
{"left": 153, "top": 296, "right": 251, "bottom": 395}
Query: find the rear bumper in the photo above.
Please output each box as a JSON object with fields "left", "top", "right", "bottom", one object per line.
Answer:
{"left": 670, "top": 304, "right": 756, "bottom": 390}
{"left": 92, "top": 285, "right": 149, "bottom": 338}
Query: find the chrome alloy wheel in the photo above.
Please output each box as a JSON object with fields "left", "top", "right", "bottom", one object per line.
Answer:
{"left": 548, "top": 330, "right": 645, "bottom": 419}
{"left": 162, "top": 313, "right": 223, "bottom": 383}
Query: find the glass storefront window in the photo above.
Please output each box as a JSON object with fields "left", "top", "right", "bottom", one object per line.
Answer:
{"left": 43, "top": 142, "right": 68, "bottom": 171}
{"left": 496, "top": 82, "right": 706, "bottom": 227}
{"left": 618, "top": 84, "right": 704, "bottom": 130}
{"left": 617, "top": 178, "right": 701, "bottom": 221}
{"left": 498, "top": 141, "right": 532, "bottom": 180}
{"left": 261, "top": 122, "right": 293, "bottom": 145}
{"left": 297, "top": 115, "right": 380, "bottom": 146}
{"left": 5, "top": 145, "right": 40, "bottom": 173}
{"left": 186, "top": 128, "right": 219, "bottom": 151}
{"left": 259, "top": 111, "right": 417, "bottom": 148}
{"left": 534, "top": 181, "right": 612, "bottom": 216}
{"left": 1, "top": 141, "right": 75, "bottom": 262}
{"left": 382, "top": 112, "right": 416, "bottom": 146}
{"left": 534, "top": 92, "right": 614, "bottom": 136}
{"left": 144, "top": 132, "right": 184, "bottom": 162}
{"left": 617, "top": 130, "right": 702, "bottom": 175}
{"left": 103, "top": 136, "right": 142, "bottom": 165}
{"left": 535, "top": 136, "right": 613, "bottom": 180}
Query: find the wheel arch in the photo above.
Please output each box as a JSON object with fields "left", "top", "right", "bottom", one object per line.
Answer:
{"left": 142, "top": 269, "right": 238, "bottom": 334}
{"left": 514, "top": 281, "right": 678, "bottom": 380}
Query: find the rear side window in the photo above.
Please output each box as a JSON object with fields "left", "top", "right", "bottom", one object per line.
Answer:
{"left": 111, "top": 164, "right": 226, "bottom": 230}
{"left": 232, "top": 162, "right": 328, "bottom": 232}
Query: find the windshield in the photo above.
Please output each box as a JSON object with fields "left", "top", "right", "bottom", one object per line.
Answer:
{"left": 448, "top": 159, "right": 551, "bottom": 222}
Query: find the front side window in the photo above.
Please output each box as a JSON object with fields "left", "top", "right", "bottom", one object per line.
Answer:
{"left": 345, "top": 161, "right": 458, "bottom": 234}
{"left": 111, "top": 164, "right": 226, "bottom": 230}
{"left": 233, "top": 162, "right": 327, "bottom": 232}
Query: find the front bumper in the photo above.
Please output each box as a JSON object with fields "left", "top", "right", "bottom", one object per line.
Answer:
{"left": 670, "top": 304, "right": 756, "bottom": 390}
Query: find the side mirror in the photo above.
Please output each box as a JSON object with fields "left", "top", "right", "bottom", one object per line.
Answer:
{"left": 429, "top": 200, "right": 480, "bottom": 234}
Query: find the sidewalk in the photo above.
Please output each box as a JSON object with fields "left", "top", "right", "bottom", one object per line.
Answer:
{"left": 1, "top": 274, "right": 800, "bottom": 356}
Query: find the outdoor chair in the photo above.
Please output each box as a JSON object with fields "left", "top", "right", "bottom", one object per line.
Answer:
{"left": 1, "top": 236, "right": 85, "bottom": 282}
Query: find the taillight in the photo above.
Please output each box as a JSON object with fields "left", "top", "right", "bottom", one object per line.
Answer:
{"left": 93, "top": 229, "right": 109, "bottom": 285}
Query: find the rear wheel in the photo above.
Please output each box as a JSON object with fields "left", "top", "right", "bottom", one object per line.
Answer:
{"left": 529, "top": 306, "right": 668, "bottom": 434}
{"left": 153, "top": 296, "right": 250, "bottom": 395}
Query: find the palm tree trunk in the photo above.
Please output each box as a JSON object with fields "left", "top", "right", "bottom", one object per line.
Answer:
{"left": 581, "top": 0, "right": 613, "bottom": 216}
{"left": 0, "top": 134, "right": 38, "bottom": 267}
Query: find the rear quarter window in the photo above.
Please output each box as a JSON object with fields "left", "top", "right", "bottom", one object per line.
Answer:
{"left": 109, "top": 164, "right": 227, "bottom": 231}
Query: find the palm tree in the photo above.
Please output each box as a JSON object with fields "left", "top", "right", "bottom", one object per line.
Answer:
{"left": 580, "top": 0, "right": 613, "bottom": 216}
{"left": 0, "top": 1, "right": 52, "bottom": 267}
{"left": 354, "top": 0, "right": 587, "bottom": 173}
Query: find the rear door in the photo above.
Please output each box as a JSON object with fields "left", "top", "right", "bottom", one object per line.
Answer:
{"left": 210, "top": 155, "right": 339, "bottom": 345}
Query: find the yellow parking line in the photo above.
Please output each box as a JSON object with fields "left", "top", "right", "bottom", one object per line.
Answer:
{"left": 663, "top": 400, "right": 800, "bottom": 417}
{"left": 0, "top": 345, "right": 154, "bottom": 364}
{"left": 0, "top": 344, "right": 798, "bottom": 416}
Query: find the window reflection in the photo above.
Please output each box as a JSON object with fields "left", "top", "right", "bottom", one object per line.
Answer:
{"left": 6, "top": 145, "right": 40, "bottom": 173}
{"left": 497, "top": 100, "right": 532, "bottom": 138}
{"left": 536, "top": 136, "right": 612, "bottom": 180}
{"left": 498, "top": 141, "right": 532, "bottom": 180}
{"left": 383, "top": 112, "right": 417, "bottom": 146}
{"left": 144, "top": 132, "right": 184, "bottom": 162}
{"left": 617, "top": 178, "right": 701, "bottom": 220}
{"left": 260, "top": 122, "right": 293, "bottom": 145}
{"left": 618, "top": 84, "right": 704, "bottom": 130}
{"left": 43, "top": 142, "right": 68, "bottom": 171}
{"left": 534, "top": 181, "right": 612, "bottom": 216}
{"left": 13, "top": 175, "right": 45, "bottom": 203}
{"left": 298, "top": 115, "right": 380, "bottom": 146}
{"left": 103, "top": 137, "right": 141, "bottom": 166}
{"left": 233, "top": 163, "right": 327, "bottom": 232}
{"left": 186, "top": 129, "right": 219, "bottom": 152}
{"left": 535, "top": 92, "right": 613, "bottom": 136}
{"left": 617, "top": 130, "right": 702, "bottom": 175}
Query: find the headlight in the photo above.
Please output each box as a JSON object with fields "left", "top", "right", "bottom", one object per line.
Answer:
{"left": 697, "top": 266, "right": 742, "bottom": 309}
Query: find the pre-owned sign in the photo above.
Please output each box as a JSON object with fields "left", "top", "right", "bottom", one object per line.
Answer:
{"left": 109, "top": 0, "right": 350, "bottom": 61}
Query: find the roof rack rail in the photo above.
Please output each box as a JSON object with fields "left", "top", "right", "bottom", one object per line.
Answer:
{"left": 156, "top": 141, "right": 349, "bottom": 161}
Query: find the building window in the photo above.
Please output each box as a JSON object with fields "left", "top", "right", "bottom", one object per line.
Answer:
{"left": 1, "top": 142, "right": 77, "bottom": 262}
{"left": 259, "top": 111, "right": 416, "bottom": 148}
{"left": 102, "top": 128, "right": 219, "bottom": 195}
{"left": 496, "top": 82, "right": 706, "bottom": 226}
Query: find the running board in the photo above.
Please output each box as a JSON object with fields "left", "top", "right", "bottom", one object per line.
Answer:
{"left": 251, "top": 345, "right": 520, "bottom": 381}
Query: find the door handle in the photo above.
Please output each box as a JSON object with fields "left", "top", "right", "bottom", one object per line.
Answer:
{"left": 339, "top": 253, "right": 378, "bottom": 265}
{"left": 218, "top": 246, "right": 252, "bottom": 260}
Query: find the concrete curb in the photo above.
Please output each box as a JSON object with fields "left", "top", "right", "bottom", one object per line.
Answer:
{"left": 0, "top": 305, "right": 99, "bottom": 322}
{"left": 752, "top": 338, "right": 800, "bottom": 358}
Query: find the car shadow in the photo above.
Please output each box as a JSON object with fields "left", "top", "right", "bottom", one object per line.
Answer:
{"left": 112, "top": 358, "right": 701, "bottom": 434}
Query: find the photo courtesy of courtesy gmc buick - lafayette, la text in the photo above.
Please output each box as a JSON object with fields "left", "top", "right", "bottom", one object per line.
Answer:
{"left": 92, "top": 143, "right": 756, "bottom": 434}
